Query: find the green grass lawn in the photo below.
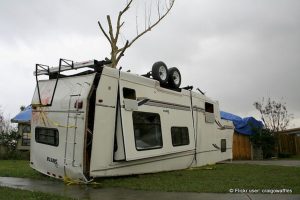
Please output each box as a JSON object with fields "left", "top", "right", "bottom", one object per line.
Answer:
{"left": 0, "top": 160, "right": 300, "bottom": 194}
{"left": 0, "top": 187, "right": 73, "bottom": 200}
{"left": 0, "top": 160, "right": 45, "bottom": 179}
{"left": 100, "top": 164, "right": 300, "bottom": 193}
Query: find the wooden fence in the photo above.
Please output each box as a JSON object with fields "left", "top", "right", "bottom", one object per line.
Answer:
{"left": 232, "top": 132, "right": 252, "bottom": 160}
{"left": 278, "top": 133, "right": 300, "bottom": 155}
{"left": 232, "top": 131, "right": 300, "bottom": 160}
{"left": 296, "top": 136, "right": 300, "bottom": 154}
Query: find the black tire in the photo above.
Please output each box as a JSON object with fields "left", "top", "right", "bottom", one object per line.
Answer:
{"left": 152, "top": 61, "right": 168, "bottom": 84}
{"left": 168, "top": 67, "right": 181, "bottom": 88}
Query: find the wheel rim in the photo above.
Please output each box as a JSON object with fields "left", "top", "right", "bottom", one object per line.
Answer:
{"left": 172, "top": 71, "right": 180, "bottom": 85}
{"left": 159, "top": 66, "right": 167, "bottom": 80}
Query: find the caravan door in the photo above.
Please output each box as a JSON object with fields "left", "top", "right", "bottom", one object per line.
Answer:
{"left": 119, "top": 78, "right": 163, "bottom": 161}
{"left": 118, "top": 73, "right": 195, "bottom": 161}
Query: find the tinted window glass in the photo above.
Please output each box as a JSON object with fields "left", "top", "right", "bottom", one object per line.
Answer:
{"left": 221, "top": 139, "right": 226, "bottom": 152}
{"left": 132, "top": 112, "right": 162, "bottom": 150}
{"left": 205, "top": 102, "right": 214, "bottom": 113}
{"left": 35, "top": 127, "right": 59, "bottom": 146}
{"left": 123, "top": 88, "right": 136, "bottom": 100}
{"left": 171, "top": 127, "right": 189, "bottom": 146}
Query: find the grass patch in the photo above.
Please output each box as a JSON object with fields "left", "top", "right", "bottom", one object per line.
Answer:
{"left": 0, "top": 150, "right": 30, "bottom": 160}
{"left": 0, "top": 187, "right": 73, "bottom": 200}
{"left": 0, "top": 160, "right": 46, "bottom": 180}
{"left": 0, "top": 160, "right": 299, "bottom": 193}
{"left": 99, "top": 164, "right": 300, "bottom": 193}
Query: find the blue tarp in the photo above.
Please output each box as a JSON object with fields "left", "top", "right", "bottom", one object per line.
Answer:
{"left": 220, "top": 111, "right": 263, "bottom": 136}
{"left": 11, "top": 105, "right": 32, "bottom": 123}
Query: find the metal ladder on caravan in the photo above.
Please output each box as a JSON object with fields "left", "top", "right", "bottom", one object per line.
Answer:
{"left": 64, "top": 94, "right": 82, "bottom": 168}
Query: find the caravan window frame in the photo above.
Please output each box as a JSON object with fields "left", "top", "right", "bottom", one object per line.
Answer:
{"left": 35, "top": 127, "right": 59, "bottom": 147}
{"left": 132, "top": 111, "right": 163, "bottom": 151}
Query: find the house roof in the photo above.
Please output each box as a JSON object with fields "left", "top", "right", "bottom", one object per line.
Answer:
{"left": 220, "top": 111, "right": 263, "bottom": 136}
{"left": 11, "top": 105, "right": 32, "bottom": 123}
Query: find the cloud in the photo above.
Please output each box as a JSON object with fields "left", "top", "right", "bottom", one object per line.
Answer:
{"left": 120, "top": 0, "right": 300, "bottom": 123}
{"left": 0, "top": 0, "right": 299, "bottom": 128}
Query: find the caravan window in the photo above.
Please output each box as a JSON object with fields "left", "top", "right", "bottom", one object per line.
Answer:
{"left": 205, "top": 102, "right": 214, "bottom": 113}
{"left": 123, "top": 88, "right": 136, "bottom": 100}
{"left": 132, "top": 112, "right": 163, "bottom": 151}
{"left": 221, "top": 139, "right": 226, "bottom": 152}
{"left": 171, "top": 127, "right": 189, "bottom": 146}
{"left": 35, "top": 127, "right": 59, "bottom": 147}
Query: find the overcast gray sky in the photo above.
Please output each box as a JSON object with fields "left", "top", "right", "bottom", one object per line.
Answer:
{"left": 0, "top": 0, "right": 299, "bottom": 127}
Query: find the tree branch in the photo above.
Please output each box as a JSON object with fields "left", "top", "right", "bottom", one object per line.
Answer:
{"left": 115, "top": 0, "right": 133, "bottom": 42}
{"left": 98, "top": 21, "right": 112, "bottom": 44}
{"left": 144, "top": 2, "right": 147, "bottom": 30}
{"left": 254, "top": 97, "right": 292, "bottom": 132}
{"left": 148, "top": 1, "right": 153, "bottom": 28}
{"left": 128, "top": 0, "right": 175, "bottom": 48}
{"left": 157, "top": 0, "right": 161, "bottom": 19}
{"left": 106, "top": 15, "right": 115, "bottom": 42}
{"left": 116, "top": 40, "right": 129, "bottom": 65}
{"left": 121, "top": 0, "right": 133, "bottom": 16}
{"left": 98, "top": 0, "right": 175, "bottom": 68}
{"left": 136, "top": 14, "right": 139, "bottom": 35}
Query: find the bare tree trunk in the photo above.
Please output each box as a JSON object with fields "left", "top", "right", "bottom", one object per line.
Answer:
{"left": 98, "top": 0, "right": 175, "bottom": 68}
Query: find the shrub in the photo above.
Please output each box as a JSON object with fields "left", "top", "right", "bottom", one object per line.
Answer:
{"left": 250, "top": 128, "right": 276, "bottom": 159}
{"left": 278, "top": 152, "right": 291, "bottom": 158}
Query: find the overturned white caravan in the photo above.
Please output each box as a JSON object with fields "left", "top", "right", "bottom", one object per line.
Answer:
{"left": 30, "top": 59, "right": 234, "bottom": 182}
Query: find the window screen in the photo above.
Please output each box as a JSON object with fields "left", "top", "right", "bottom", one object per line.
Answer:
{"left": 35, "top": 127, "right": 59, "bottom": 146}
{"left": 171, "top": 127, "right": 189, "bottom": 146}
{"left": 132, "top": 112, "right": 162, "bottom": 150}
{"left": 22, "top": 125, "right": 31, "bottom": 146}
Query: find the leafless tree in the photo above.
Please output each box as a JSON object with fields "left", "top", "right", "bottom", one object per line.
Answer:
{"left": 254, "top": 98, "right": 293, "bottom": 132}
{"left": 0, "top": 107, "right": 3, "bottom": 133}
{"left": 0, "top": 107, "right": 18, "bottom": 150}
{"left": 98, "top": 0, "right": 175, "bottom": 68}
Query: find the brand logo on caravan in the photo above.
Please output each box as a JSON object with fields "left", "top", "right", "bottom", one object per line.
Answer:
{"left": 47, "top": 156, "right": 58, "bottom": 167}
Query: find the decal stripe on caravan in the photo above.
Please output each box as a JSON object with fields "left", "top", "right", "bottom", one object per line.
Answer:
{"left": 32, "top": 110, "right": 85, "bottom": 114}
{"left": 192, "top": 106, "right": 205, "bottom": 113}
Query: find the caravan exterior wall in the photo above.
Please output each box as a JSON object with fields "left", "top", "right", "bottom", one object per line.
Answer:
{"left": 30, "top": 64, "right": 233, "bottom": 182}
